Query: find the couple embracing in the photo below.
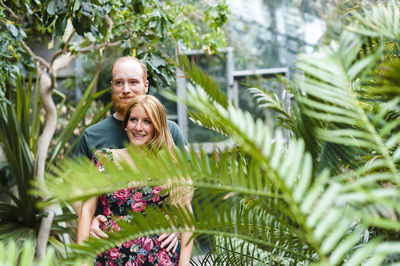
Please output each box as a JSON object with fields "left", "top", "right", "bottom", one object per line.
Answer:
{"left": 74, "top": 57, "right": 193, "bottom": 266}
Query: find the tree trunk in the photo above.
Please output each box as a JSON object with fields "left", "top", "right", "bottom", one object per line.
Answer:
{"left": 35, "top": 21, "right": 76, "bottom": 259}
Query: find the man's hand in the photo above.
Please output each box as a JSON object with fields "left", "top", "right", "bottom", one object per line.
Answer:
{"left": 158, "top": 232, "right": 179, "bottom": 253}
{"left": 89, "top": 215, "right": 109, "bottom": 238}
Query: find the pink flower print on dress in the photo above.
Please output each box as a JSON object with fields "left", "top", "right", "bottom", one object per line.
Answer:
{"left": 148, "top": 254, "right": 154, "bottom": 263}
{"left": 109, "top": 248, "right": 121, "bottom": 260}
{"left": 151, "top": 196, "right": 160, "bottom": 202}
{"left": 107, "top": 260, "right": 117, "bottom": 266}
{"left": 157, "top": 249, "right": 172, "bottom": 266}
{"left": 141, "top": 237, "right": 154, "bottom": 252}
{"left": 133, "top": 192, "right": 142, "bottom": 200}
{"left": 100, "top": 196, "right": 112, "bottom": 216}
{"left": 152, "top": 187, "right": 162, "bottom": 195}
{"left": 109, "top": 219, "right": 121, "bottom": 232}
{"left": 114, "top": 188, "right": 132, "bottom": 204}
{"left": 123, "top": 240, "right": 134, "bottom": 248}
{"left": 131, "top": 200, "right": 146, "bottom": 212}
{"left": 133, "top": 238, "right": 142, "bottom": 246}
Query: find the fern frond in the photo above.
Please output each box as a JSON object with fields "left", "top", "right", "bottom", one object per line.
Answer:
{"left": 247, "top": 87, "right": 290, "bottom": 118}
{"left": 346, "top": 0, "right": 400, "bottom": 41}
{"left": 167, "top": 54, "right": 228, "bottom": 108}
{"left": 295, "top": 30, "right": 400, "bottom": 181}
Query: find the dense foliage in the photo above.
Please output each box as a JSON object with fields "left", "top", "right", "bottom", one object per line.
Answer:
{"left": 37, "top": 0, "right": 400, "bottom": 265}
{"left": 0, "top": 0, "right": 229, "bottom": 258}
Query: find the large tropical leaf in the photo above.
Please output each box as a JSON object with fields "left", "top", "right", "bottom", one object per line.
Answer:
{"left": 45, "top": 85, "right": 400, "bottom": 264}
{"left": 0, "top": 71, "right": 109, "bottom": 251}
{"left": 43, "top": 1, "right": 400, "bottom": 265}
{"left": 295, "top": 30, "right": 400, "bottom": 181}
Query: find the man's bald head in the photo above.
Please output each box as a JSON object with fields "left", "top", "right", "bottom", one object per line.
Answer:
{"left": 111, "top": 56, "right": 148, "bottom": 83}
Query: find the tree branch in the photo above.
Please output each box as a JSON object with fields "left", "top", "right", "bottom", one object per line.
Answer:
{"left": 21, "top": 42, "right": 50, "bottom": 70}
{"left": 0, "top": 1, "right": 18, "bottom": 20}
{"left": 50, "top": 20, "right": 76, "bottom": 68}
{"left": 78, "top": 40, "right": 122, "bottom": 54}
{"left": 36, "top": 20, "right": 77, "bottom": 259}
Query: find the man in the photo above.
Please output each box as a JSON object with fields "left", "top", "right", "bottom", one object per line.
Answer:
{"left": 73, "top": 56, "right": 184, "bottom": 253}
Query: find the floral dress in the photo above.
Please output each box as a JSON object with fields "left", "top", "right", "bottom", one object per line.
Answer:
{"left": 91, "top": 149, "right": 178, "bottom": 266}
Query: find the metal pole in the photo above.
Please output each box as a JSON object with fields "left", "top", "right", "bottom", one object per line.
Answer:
{"left": 176, "top": 67, "right": 188, "bottom": 141}
{"left": 226, "top": 47, "right": 237, "bottom": 106}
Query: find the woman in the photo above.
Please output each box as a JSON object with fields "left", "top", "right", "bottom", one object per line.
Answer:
{"left": 77, "top": 95, "right": 193, "bottom": 266}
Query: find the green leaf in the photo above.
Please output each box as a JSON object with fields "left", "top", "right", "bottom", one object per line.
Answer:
{"left": 73, "top": 0, "right": 81, "bottom": 12}
{"left": 5, "top": 22, "right": 19, "bottom": 38}
{"left": 55, "top": 14, "right": 67, "bottom": 37}
{"left": 47, "top": 0, "right": 57, "bottom": 15}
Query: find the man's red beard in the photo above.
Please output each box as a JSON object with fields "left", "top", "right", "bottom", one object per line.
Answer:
{"left": 112, "top": 93, "right": 132, "bottom": 115}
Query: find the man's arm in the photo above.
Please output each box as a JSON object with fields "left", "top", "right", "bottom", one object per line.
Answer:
{"left": 72, "top": 131, "right": 92, "bottom": 215}
{"left": 167, "top": 120, "right": 187, "bottom": 149}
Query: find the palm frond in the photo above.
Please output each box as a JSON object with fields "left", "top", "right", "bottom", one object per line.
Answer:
{"left": 0, "top": 75, "right": 36, "bottom": 221}
{"left": 247, "top": 87, "right": 290, "bottom": 119}
{"left": 346, "top": 0, "right": 400, "bottom": 41}
{"left": 47, "top": 87, "right": 400, "bottom": 265}
{"left": 295, "top": 30, "right": 399, "bottom": 180}
{"left": 43, "top": 2, "right": 400, "bottom": 264}
{"left": 0, "top": 239, "right": 76, "bottom": 266}
{"left": 166, "top": 54, "right": 228, "bottom": 108}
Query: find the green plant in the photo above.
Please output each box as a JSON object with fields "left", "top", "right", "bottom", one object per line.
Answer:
{"left": 0, "top": 73, "right": 109, "bottom": 253}
{"left": 42, "top": 1, "right": 400, "bottom": 265}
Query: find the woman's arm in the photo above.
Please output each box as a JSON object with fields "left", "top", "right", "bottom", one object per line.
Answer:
{"left": 178, "top": 192, "right": 194, "bottom": 266}
{"left": 77, "top": 196, "right": 99, "bottom": 244}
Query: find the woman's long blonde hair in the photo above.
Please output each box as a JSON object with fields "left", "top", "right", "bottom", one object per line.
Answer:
{"left": 123, "top": 95, "right": 191, "bottom": 205}
{"left": 123, "top": 95, "right": 175, "bottom": 157}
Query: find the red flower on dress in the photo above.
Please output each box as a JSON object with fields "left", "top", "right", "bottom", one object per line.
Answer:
{"left": 109, "top": 248, "right": 120, "bottom": 260}
{"left": 133, "top": 238, "right": 142, "bottom": 246}
{"left": 148, "top": 254, "right": 154, "bottom": 263}
{"left": 152, "top": 187, "right": 162, "bottom": 195}
{"left": 151, "top": 196, "right": 160, "bottom": 202}
{"left": 141, "top": 237, "right": 154, "bottom": 252}
{"left": 133, "top": 192, "right": 142, "bottom": 200}
{"left": 107, "top": 260, "right": 117, "bottom": 266}
{"left": 114, "top": 188, "right": 132, "bottom": 204}
{"left": 123, "top": 240, "right": 134, "bottom": 248}
{"left": 104, "top": 207, "right": 112, "bottom": 216}
{"left": 100, "top": 196, "right": 112, "bottom": 216}
{"left": 156, "top": 250, "right": 171, "bottom": 265}
{"left": 131, "top": 200, "right": 146, "bottom": 212}
{"left": 126, "top": 261, "right": 141, "bottom": 266}
{"left": 110, "top": 219, "right": 121, "bottom": 231}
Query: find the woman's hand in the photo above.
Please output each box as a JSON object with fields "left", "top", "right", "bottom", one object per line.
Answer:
{"left": 158, "top": 232, "right": 179, "bottom": 253}
{"left": 89, "top": 214, "right": 109, "bottom": 238}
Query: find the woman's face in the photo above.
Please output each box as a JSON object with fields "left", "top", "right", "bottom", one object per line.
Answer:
{"left": 126, "top": 105, "right": 155, "bottom": 146}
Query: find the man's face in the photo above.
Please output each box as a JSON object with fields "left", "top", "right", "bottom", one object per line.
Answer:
{"left": 111, "top": 60, "right": 149, "bottom": 115}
